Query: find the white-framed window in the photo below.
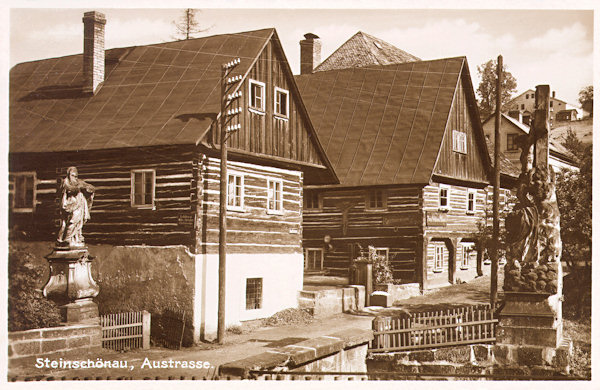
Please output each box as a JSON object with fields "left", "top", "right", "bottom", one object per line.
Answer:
{"left": 375, "top": 248, "right": 389, "bottom": 262}
{"left": 466, "top": 189, "right": 477, "bottom": 214}
{"left": 267, "top": 178, "right": 283, "bottom": 214}
{"left": 303, "top": 190, "right": 322, "bottom": 211}
{"left": 365, "top": 189, "right": 387, "bottom": 210}
{"left": 305, "top": 248, "right": 324, "bottom": 270}
{"left": 227, "top": 173, "right": 244, "bottom": 211}
{"left": 10, "top": 172, "right": 36, "bottom": 212}
{"left": 460, "top": 243, "right": 474, "bottom": 269}
{"left": 131, "top": 169, "right": 155, "bottom": 209}
{"left": 249, "top": 79, "right": 265, "bottom": 113}
{"left": 274, "top": 87, "right": 289, "bottom": 118}
{"left": 439, "top": 184, "right": 450, "bottom": 211}
{"left": 434, "top": 243, "right": 444, "bottom": 272}
{"left": 246, "top": 278, "right": 263, "bottom": 310}
{"left": 452, "top": 130, "right": 467, "bottom": 154}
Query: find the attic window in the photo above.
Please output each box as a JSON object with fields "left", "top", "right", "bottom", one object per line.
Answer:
{"left": 274, "top": 87, "right": 289, "bottom": 118}
{"left": 452, "top": 130, "right": 467, "bottom": 154}
{"left": 249, "top": 79, "right": 265, "bottom": 113}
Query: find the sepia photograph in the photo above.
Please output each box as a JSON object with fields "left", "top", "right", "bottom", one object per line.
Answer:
{"left": 4, "top": 0, "right": 596, "bottom": 385}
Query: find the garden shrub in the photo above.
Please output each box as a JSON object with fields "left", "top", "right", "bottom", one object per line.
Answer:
{"left": 8, "top": 245, "right": 62, "bottom": 331}
{"left": 351, "top": 245, "right": 394, "bottom": 285}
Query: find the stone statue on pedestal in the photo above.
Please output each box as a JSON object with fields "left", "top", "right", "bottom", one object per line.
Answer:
{"left": 44, "top": 166, "right": 99, "bottom": 323}
{"left": 57, "top": 166, "right": 95, "bottom": 248}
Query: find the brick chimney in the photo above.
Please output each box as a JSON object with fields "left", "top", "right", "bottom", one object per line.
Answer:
{"left": 300, "top": 33, "right": 321, "bottom": 75}
{"left": 508, "top": 110, "right": 523, "bottom": 123}
{"left": 82, "top": 11, "right": 106, "bottom": 94}
{"left": 552, "top": 90, "right": 556, "bottom": 98}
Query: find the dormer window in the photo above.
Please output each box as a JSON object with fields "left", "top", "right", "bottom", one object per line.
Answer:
{"left": 249, "top": 79, "right": 265, "bottom": 113}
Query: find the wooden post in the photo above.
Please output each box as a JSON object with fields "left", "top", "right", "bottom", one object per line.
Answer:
{"left": 533, "top": 85, "right": 550, "bottom": 169}
{"left": 142, "top": 310, "right": 151, "bottom": 350}
{"left": 491, "top": 55, "right": 502, "bottom": 308}
{"left": 217, "top": 65, "right": 228, "bottom": 344}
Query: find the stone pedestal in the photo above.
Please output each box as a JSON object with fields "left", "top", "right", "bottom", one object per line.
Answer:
{"left": 43, "top": 247, "right": 100, "bottom": 324}
{"left": 494, "top": 265, "right": 572, "bottom": 372}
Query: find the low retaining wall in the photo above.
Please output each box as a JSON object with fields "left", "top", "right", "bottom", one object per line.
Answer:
{"left": 9, "top": 323, "right": 102, "bottom": 367}
{"left": 373, "top": 283, "right": 421, "bottom": 305}
{"left": 299, "top": 285, "right": 365, "bottom": 317}
{"left": 368, "top": 343, "right": 571, "bottom": 378}
{"left": 219, "top": 328, "right": 373, "bottom": 378}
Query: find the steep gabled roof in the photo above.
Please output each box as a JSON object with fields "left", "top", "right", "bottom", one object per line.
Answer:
{"left": 10, "top": 29, "right": 275, "bottom": 153}
{"left": 314, "top": 31, "right": 420, "bottom": 73}
{"left": 296, "top": 57, "right": 471, "bottom": 186}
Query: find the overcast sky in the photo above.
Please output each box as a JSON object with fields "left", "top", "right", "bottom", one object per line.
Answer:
{"left": 7, "top": 3, "right": 596, "bottom": 106}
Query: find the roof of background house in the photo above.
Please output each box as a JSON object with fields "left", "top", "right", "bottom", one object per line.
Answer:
{"left": 483, "top": 113, "right": 577, "bottom": 164}
{"left": 314, "top": 31, "right": 420, "bottom": 73}
{"left": 296, "top": 56, "right": 487, "bottom": 186}
{"left": 10, "top": 28, "right": 275, "bottom": 153}
{"left": 484, "top": 139, "right": 521, "bottom": 178}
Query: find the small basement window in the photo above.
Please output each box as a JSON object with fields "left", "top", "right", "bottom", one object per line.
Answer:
{"left": 131, "top": 169, "right": 155, "bottom": 208}
{"left": 267, "top": 178, "right": 283, "bottom": 214}
{"left": 274, "top": 87, "right": 289, "bottom": 118}
{"left": 249, "top": 79, "right": 265, "bottom": 113}
{"left": 10, "top": 172, "right": 36, "bottom": 212}
{"left": 246, "top": 278, "right": 263, "bottom": 310}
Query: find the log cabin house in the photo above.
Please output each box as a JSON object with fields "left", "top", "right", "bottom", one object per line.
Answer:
{"left": 9, "top": 12, "right": 337, "bottom": 340}
{"left": 295, "top": 54, "right": 519, "bottom": 290}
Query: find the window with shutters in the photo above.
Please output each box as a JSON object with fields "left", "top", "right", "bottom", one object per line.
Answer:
{"left": 131, "top": 170, "right": 155, "bottom": 209}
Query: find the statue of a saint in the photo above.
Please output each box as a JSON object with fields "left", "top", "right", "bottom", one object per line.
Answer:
{"left": 56, "top": 167, "right": 95, "bottom": 248}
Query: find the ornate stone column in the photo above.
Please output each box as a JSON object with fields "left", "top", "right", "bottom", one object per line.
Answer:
{"left": 494, "top": 85, "right": 571, "bottom": 372}
{"left": 43, "top": 167, "right": 99, "bottom": 323}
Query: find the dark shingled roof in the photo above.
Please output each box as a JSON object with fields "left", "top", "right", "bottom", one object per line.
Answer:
{"left": 295, "top": 57, "right": 466, "bottom": 186}
{"left": 485, "top": 138, "right": 521, "bottom": 178}
{"left": 10, "top": 28, "right": 274, "bottom": 153}
{"left": 314, "top": 31, "right": 420, "bottom": 73}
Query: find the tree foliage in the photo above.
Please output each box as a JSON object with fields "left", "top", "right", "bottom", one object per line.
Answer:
{"left": 556, "top": 131, "right": 592, "bottom": 269}
{"left": 8, "top": 245, "right": 62, "bottom": 331}
{"left": 578, "top": 85, "right": 593, "bottom": 117}
{"left": 172, "top": 9, "right": 210, "bottom": 40}
{"left": 476, "top": 59, "right": 517, "bottom": 120}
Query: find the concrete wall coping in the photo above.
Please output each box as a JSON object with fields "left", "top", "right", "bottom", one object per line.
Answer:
{"left": 219, "top": 328, "right": 373, "bottom": 377}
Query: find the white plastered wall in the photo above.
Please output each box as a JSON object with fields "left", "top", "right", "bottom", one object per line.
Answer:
{"left": 193, "top": 252, "right": 303, "bottom": 341}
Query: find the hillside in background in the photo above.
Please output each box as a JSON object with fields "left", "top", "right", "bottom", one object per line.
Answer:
{"left": 552, "top": 117, "right": 594, "bottom": 145}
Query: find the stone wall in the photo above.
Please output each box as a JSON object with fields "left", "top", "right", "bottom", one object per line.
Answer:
{"left": 219, "top": 328, "right": 372, "bottom": 378}
{"left": 368, "top": 343, "right": 571, "bottom": 378}
{"left": 9, "top": 324, "right": 101, "bottom": 367}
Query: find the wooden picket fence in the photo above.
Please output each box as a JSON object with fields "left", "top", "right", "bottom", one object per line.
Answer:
{"left": 100, "top": 311, "right": 150, "bottom": 351}
{"left": 369, "top": 304, "right": 500, "bottom": 352}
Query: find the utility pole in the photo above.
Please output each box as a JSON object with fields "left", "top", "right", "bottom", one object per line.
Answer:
{"left": 217, "top": 58, "right": 242, "bottom": 344}
{"left": 491, "top": 55, "right": 502, "bottom": 308}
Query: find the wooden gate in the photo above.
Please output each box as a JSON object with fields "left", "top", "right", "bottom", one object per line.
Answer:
{"left": 100, "top": 311, "right": 150, "bottom": 351}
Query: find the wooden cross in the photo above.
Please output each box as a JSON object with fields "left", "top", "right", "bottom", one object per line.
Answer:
{"left": 532, "top": 85, "right": 550, "bottom": 171}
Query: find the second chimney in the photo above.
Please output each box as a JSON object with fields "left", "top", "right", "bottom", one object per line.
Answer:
{"left": 83, "top": 11, "right": 106, "bottom": 94}
{"left": 300, "top": 33, "right": 321, "bottom": 75}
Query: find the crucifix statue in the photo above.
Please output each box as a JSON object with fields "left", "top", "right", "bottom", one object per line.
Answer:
{"left": 503, "top": 84, "right": 562, "bottom": 294}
